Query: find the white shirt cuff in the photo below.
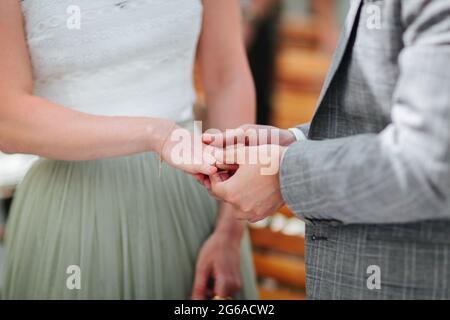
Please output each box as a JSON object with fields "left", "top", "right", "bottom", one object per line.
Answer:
{"left": 288, "top": 128, "right": 307, "bottom": 142}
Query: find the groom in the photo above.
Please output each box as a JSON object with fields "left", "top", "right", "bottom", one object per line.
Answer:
{"left": 200, "top": 0, "right": 450, "bottom": 299}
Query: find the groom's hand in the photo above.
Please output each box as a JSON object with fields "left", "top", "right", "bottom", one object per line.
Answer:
{"left": 207, "top": 145, "right": 286, "bottom": 222}
{"left": 203, "top": 124, "right": 296, "bottom": 149}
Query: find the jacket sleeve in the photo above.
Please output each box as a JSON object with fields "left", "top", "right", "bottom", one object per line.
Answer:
{"left": 296, "top": 123, "right": 310, "bottom": 139}
{"left": 280, "top": 0, "right": 450, "bottom": 224}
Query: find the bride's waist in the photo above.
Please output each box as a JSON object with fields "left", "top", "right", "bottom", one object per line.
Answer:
{"left": 33, "top": 81, "right": 196, "bottom": 121}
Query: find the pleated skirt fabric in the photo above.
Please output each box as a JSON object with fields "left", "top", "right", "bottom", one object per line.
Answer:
{"left": 1, "top": 150, "right": 257, "bottom": 299}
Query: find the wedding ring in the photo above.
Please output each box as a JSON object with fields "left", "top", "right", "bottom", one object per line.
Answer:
{"left": 212, "top": 295, "right": 232, "bottom": 300}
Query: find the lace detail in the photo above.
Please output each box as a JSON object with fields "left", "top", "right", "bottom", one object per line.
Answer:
{"left": 23, "top": 0, "right": 181, "bottom": 40}
{"left": 21, "top": 0, "right": 203, "bottom": 122}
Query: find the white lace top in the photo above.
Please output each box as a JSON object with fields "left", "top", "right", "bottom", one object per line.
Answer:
{"left": 21, "top": 0, "right": 203, "bottom": 121}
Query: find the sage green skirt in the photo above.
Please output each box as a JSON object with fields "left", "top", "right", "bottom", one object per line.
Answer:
{"left": 1, "top": 151, "right": 257, "bottom": 299}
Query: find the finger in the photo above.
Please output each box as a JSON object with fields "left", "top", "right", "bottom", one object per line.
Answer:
{"left": 191, "top": 173, "right": 204, "bottom": 184}
{"left": 193, "top": 174, "right": 212, "bottom": 189}
{"left": 202, "top": 133, "right": 214, "bottom": 145}
{"left": 203, "top": 176, "right": 212, "bottom": 190}
{"left": 223, "top": 146, "right": 246, "bottom": 165}
{"left": 199, "top": 154, "right": 219, "bottom": 175}
{"left": 215, "top": 163, "right": 239, "bottom": 172}
{"left": 194, "top": 153, "right": 218, "bottom": 176}
{"left": 204, "top": 129, "right": 248, "bottom": 149}
{"left": 207, "top": 174, "right": 222, "bottom": 199}
{"left": 200, "top": 146, "right": 221, "bottom": 176}
{"left": 239, "top": 124, "right": 254, "bottom": 131}
{"left": 209, "top": 173, "right": 228, "bottom": 199}
{"left": 213, "top": 274, "right": 229, "bottom": 298}
{"left": 203, "top": 133, "right": 226, "bottom": 148}
{"left": 211, "top": 171, "right": 231, "bottom": 182}
{"left": 191, "top": 266, "right": 212, "bottom": 300}
{"left": 213, "top": 146, "right": 244, "bottom": 166}
{"left": 232, "top": 129, "right": 257, "bottom": 149}
{"left": 212, "top": 147, "right": 225, "bottom": 164}
{"left": 196, "top": 164, "right": 217, "bottom": 176}
{"left": 217, "top": 171, "right": 230, "bottom": 182}
{"left": 189, "top": 150, "right": 218, "bottom": 175}
{"left": 210, "top": 173, "right": 223, "bottom": 185}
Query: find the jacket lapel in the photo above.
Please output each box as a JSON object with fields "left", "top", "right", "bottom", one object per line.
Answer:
{"left": 310, "top": 0, "right": 363, "bottom": 125}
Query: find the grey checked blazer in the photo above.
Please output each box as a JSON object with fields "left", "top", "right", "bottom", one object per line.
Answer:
{"left": 280, "top": 0, "right": 450, "bottom": 299}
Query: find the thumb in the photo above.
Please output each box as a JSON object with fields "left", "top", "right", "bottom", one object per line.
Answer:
{"left": 203, "top": 132, "right": 225, "bottom": 148}
{"left": 209, "top": 172, "right": 235, "bottom": 202}
{"left": 191, "top": 265, "right": 212, "bottom": 300}
{"left": 214, "top": 146, "right": 246, "bottom": 166}
{"left": 214, "top": 274, "right": 229, "bottom": 298}
{"left": 195, "top": 163, "right": 217, "bottom": 176}
{"left": 202, "top": 133, "right": 213, "bottom": 145}
{"left": 196, "top": 149, "right": 218, "bottom": 175}
{"left": 210, "top": 172, "right": 227, "bottom": 188}
{"left": 215, "top": 163, "right": 239, "bottom": 172}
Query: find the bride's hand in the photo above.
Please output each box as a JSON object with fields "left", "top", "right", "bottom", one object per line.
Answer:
{"left": 191, "top": 230, "right": 242, "bottom": 300}
{"left": 159, "top": 125, "right": 218, "bottom": 175}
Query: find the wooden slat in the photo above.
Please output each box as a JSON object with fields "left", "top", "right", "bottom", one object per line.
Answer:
{"left": 277, "top": 206, "right": 295, "bottom": 218}
{"left": 253, "top": 252, "right": 306, "bottom": 289}
{"left": 258, "top": 286, "right": 305, "bottom": 300}
{"left": 279, "top": 18, "right": 323, "bottom": 48}
{"left": 250, "top": 228, "right": 304, "bottom": 256}
{"left": 276, "top": 47, "right": 331, "bottom": 92}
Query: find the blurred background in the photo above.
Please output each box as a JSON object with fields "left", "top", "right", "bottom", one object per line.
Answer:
{"left": 0, "top": 0, "right": 348, "bottom": 299}
{"left": 196, "top": 0, "right": 348, "bottom": 299}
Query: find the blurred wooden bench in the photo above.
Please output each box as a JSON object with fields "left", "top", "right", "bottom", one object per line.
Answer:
{"left": 280, "top": 17, "right": 325, "bottom": 50}
{"left": 272, "top": 46, "right": 331, "bottom": 129}
{"left": 250, "top": 206, "right": 306, "bottom": 300}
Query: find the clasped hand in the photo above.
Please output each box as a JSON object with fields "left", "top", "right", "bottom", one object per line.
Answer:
{"left": 193, "top": 125, "right": 296, "bottom": 222}
{"left": 159, "top": 124, "right": 295, "bottom": 299}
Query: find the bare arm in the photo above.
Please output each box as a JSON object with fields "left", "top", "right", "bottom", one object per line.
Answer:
{"left": 199, "top": 0, "right": 256, "bottom": 235}
{"left": 242, "top": 0, "right": 280, "bottom": 20}
{"left": 199, "top": 0, "right": 255, "bottom": 130}
{"left": 191, "top": 0, "right": 256, "bottom": 300}
{"left": 0, "top": 0, "right": 173, "bottom": 161}
{"left": 312, "top": 0, "right": 340, "bottom": 52}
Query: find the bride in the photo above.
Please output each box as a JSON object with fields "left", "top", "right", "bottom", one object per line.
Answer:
{"left": 0, "top": 0, "right": 257, "bottom": 299}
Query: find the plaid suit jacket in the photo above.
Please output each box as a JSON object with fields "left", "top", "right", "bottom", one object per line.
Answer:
{"left": 280, "top": 0, "right": 450, "bottom": 299}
